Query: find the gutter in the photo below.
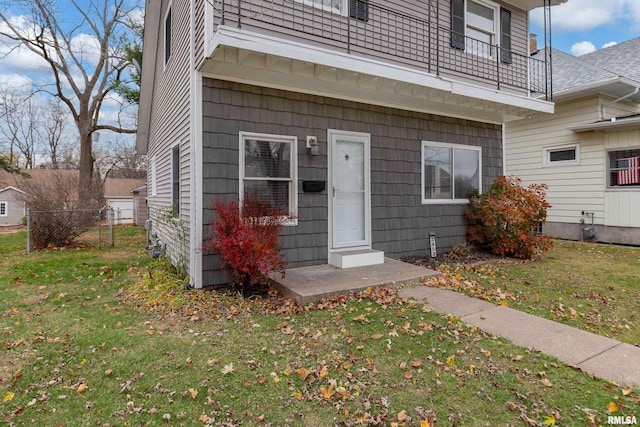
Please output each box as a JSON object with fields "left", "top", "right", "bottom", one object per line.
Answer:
{"left": 601, "top": 86, "right": 640, "bottom": 120}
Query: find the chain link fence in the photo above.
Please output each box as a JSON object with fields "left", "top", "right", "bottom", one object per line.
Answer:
{"left": 26, "top": 207, "right": 115, "bottom": 253}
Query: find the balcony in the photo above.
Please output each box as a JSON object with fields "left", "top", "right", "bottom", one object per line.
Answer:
{"left": 202, "top": 0, "right": 553, "bottom": 122}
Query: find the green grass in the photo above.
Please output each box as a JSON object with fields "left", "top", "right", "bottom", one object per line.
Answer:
{"left": 435, "top": 240, "right": 640, "bottom": 346}
{"left": 1, "top": 230, "right": 639, "bottom": 426}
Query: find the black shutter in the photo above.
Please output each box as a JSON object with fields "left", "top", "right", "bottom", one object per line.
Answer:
{"left": 164, "top": 7, "right": 171, "bottom": 64}
{"left": 450, "top": 0, "right": 465, "bottom": 49}
{"left": 350, "top": 0, "right": 369, "bottom": 22}
{"left": 500, "top": 7, "right": 512, "bottom": 63}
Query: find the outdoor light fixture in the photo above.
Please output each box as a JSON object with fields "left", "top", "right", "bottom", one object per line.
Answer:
{"left": 306, "top": 136, "right": 319, "bottom": 156}
{"left": 428, "top": 231, "right": 437, "bottom": 269}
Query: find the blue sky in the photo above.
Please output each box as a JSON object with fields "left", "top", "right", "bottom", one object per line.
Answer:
{"left": 530, "top": 0, "right": 640, "bottom": 56}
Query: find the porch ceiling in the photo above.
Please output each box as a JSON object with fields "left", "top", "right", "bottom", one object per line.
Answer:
{"left": 200, "top": 27, "right": 554, "bottom": 124}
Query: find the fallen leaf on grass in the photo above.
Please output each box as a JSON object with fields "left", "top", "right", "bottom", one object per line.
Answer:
{"left": 622, "top": 387, "right": 633, "bottom": 396}
{"left": 542, "top": 415, "right": 556, "bottom": 426}
{"left": 3, "top": 391, "right": 15, "bottom": 402}
{"left": 371, "top": 333, "right": 384, "bottom": 340}
{"left": 221, "top": 363, "right": 234, "bottom": 375}
{"left": 397, "top": 409, "right": 408, "bottom": 421}
{"left": 189, "top": 388, "right": 198, "bottom": 399}
{"left": 77, "top": 383, "right": 88, "bottom": 393}
{"left": 607, "top": 401, "right": 619, "bottom": 412}
{"left": 541, "top": 379, "right": 552, "bottom": 387}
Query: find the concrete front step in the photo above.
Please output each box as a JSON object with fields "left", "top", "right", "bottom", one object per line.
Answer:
{"left": 328, "top": 249, "right": 384, "bottom": 268}
{"left": 273, "top": 257, "right": 440, "bottom": 305}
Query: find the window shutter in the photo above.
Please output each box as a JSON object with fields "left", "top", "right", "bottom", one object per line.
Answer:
{"left": 450, "top": 0, "right": 465, "bottom": 49}
{"left": 350, "top": 0, "right": 369, "bottom": 22}
{"left": 500, "top": 7, "right": 512, "bottom": 63}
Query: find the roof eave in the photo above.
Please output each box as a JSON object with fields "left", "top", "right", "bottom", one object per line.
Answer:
{"left": 136, "top": 0, "right": 162, "bottom": 155}
{"left": 504, "top": 0, "right": 566, "bottom": 11}
{"left": 569, "top": 117, "right": 640, "bottom": 133}
{"left": 553, "top": 77, "right": 640, "bottom": 103}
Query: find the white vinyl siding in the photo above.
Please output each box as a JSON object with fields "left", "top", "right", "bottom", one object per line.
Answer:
{"left": 505, "top": 95, "right": 640, "bottom": 228}
{"left": 147, "top": 0, "right": 192, "bottom": 276}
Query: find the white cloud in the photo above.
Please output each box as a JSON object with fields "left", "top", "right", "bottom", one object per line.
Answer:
{"left": 0, "top": 73, "right": 33, "bottom": 93}
{"left": 602, "top": 41, "right": 618, "bottom": 49}
{"left": 571, "top": 41, "right": 596, "bottom": 56}
{"left": 531, "top": 0, "right": 628, "bottom": 32}
{"left": 68, "top": 33, "right": 102, "bottom": 67}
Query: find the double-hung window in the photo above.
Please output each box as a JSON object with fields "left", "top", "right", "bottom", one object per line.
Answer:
{"left": 422, "top": 141, "right": 481, "bottom": 203}
{"left": 0, "top": 201, "right": 7, "bottom": 217}
{"left": 451, "top": 0, "right": 511, "bottom": 62}
{"left": 608, "top": 148, "right": 640, "bottom": 187}
{"left": 295, "top": 0, "right": 368, "bottom": 20}
{"left": 240, "top": 132, "right": 298, "bottom": 218}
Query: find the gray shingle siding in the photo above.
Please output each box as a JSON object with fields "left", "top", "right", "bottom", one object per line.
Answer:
{"left": 202, "top": 78, "right": 502, "bottom": 286}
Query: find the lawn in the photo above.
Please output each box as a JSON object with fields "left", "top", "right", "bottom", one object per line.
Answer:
{"left": 425, "top": 241, "right": 640, "bottom": 346}
{"left": 1, "top": 228, "right": 638, "bottom": 426}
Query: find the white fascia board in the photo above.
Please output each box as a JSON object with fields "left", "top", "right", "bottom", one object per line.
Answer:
{"left": 136, "top": 0, "right": 163, "bottom": 155}
{"left": 568, "top": 117, "right": 640, "bottom": 133}
{"left": 209, "top": 27, "right": 452, "bottom": 93}
{"left": 450, "top": 81, "right": 555, "bottom": 115}
{"left": 507, "top": 0, "right": 566, "bottom": 11}
{"left": 210, "top": 27, "right": 554, "bottom": 116}
{"left": 0, "top": 186, "right": 28, "bottom": 195}
{"left": 553, "top": 77, "right": 640, "bottom": 103}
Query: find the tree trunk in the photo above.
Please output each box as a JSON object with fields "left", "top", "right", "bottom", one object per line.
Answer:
{"left": 78, "top": 131, "right": 95, "bottom": 207}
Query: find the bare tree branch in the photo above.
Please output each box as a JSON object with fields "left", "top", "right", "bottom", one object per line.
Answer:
{"left": 0, "top": 0, "right": 140, "bottom": 205}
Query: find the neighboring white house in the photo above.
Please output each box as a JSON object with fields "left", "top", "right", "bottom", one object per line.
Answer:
{"left": 104, "top": 178, "right": 147, "bottom": 225}
{"left": 0, "top": 186, "right": 27, "bottom": 226}
{"left": 505, "top": 38, "right": 640, "bottom": 245}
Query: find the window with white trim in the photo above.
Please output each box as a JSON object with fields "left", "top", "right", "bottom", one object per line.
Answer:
{"left": 240, "top": 132, "right": 298, "bottom": 216}
{"left": 294, "top": 0, "right": 368, "bottom": 19}
{"left": 608, "top": 148, "right": 640, "bottom": 188}
{"left": 451, "top": 0, "right": 511, "bottom": 62}
{"left": 543, "top": 144, "right": 580, "bottom": 167}
{"left": 0, "top": 201, "right": 7, "bottom": 217}
{"left": 295, "top": 0, "right": 346, "bottom": 14}
{"left": 422, "top": 141, "right": 481, "bottom": 203}
{"left": 150, "top": 156, "right": 157, "bottom": 196}
{"left": 172, "top": 146, "right": 180, "bottom": 217}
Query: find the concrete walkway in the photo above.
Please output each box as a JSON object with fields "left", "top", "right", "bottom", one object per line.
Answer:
{"left": 400, "top": 286, "right": 640, "bottom": 387}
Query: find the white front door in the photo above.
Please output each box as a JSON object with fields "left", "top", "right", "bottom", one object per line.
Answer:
{"left": 329, "top": 130, "right": 371, "bottom": 250}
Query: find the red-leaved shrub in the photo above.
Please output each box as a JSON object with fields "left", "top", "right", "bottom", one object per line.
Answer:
{"left": 204, "top": 194, "right": 289, "bottom": 293}
{"left": 466, "top": 176, "right": 553, "bottom": 259}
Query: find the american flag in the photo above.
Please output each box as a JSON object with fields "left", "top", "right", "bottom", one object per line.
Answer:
{"left": 617, "top": 157, "right": 640, "bottom": 185}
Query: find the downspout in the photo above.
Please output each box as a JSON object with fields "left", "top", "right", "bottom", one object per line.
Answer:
{"left": 601, "top": 86, "right": 640, "bottom": 120}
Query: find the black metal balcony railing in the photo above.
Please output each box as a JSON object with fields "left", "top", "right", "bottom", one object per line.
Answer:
{"left": 215, "top": 0, "right": 550, "bottom": 100}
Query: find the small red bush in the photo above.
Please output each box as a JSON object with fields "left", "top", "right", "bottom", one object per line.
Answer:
{"left": 466, "top": 176, "right": 553, "bottom": 259}
{"left": 204, "top": 195, "right": 289, "bottom": 293}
